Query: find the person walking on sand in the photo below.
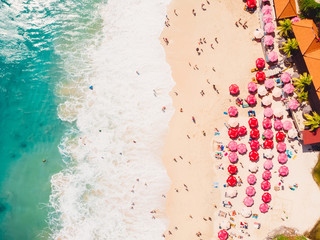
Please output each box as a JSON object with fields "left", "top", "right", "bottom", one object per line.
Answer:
{"left": 174, "top": 9, "right": 178, "bottom": 16}
{"left": 192, "top": 9, "right": 196, "bottom": 16}
{"left": 192, "top": 116, "right": 196, "bottom": 123}
{"left": 215, "top": 37, "right": 218, "bottom": 43}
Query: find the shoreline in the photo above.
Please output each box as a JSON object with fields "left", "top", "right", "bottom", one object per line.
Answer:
{"left": 160, "top": 0, "right": 320, "bottom": 239}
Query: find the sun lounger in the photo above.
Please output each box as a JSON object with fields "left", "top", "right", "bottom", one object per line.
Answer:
{"left": 252, "top": 214, "right": 258, "bottom": 219}
{"left": 265, "top": 66, "right": 283, "bottom": 78}
{"left": 223, "top": 201, "right": 232, "bottom": 208}
{"left": 248, "top": 110, "right": 256, "bottom": 117}
{"left": 218, "top": 210, "right": 227, "bottom": 218}
{"left": 213, "top": 182, "right": 219, "bottom": 188}
{"left": 254, "top": 222, "right": 261, "bottom": 229}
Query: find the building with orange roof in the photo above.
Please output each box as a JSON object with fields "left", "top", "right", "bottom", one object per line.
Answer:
{"left": 273, "top": 0, "right": 297, "bottom": 19}
{"left": 292, "top": 19, "right": 320, "bottom": 99}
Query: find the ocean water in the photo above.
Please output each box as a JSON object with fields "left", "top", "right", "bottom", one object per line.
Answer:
{"left": 0, "top": 0, "right": 173, "bottom": 239}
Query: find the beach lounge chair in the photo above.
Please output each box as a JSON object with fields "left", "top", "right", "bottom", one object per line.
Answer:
{"left": 240, "top": 222, "right": 248, "bottom": 229}
{"left": 254, "top": 222, "right": 261, "bottom": 229}
{"left": 275, "top": 78, "right": 283, "bottom": 87}
{"left": 222, "top": 201, "right": 232, "bottom": 208}
{"left": 236, "top": 98, "right": 243, "bottom": 106}
{"left": 242, "top": 100, "right": 249, "bottom": 108}
{"left": 218, "top": 210, "right": 227, "bottom": 218}
{"left": 248, "top": 110, "right": 256, "bottom": 117}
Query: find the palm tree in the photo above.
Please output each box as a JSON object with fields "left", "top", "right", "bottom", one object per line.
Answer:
{"left": 293, "top": 72, "right": 312, "bottom": 91}
{"left": 304, "top": 112, "right": 320, "bottom": 131}
{"left": 296, "top": 90, "right": 308, "bottom": 103}
{"left": 280, "top": 38, "right": 299, "bottom": 57}
{"left": 277, "top": 19, "right": 292, "bottom": 38}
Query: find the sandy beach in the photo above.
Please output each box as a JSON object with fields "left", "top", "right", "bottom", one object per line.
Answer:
{"left": 161, "top": 0, "right": 320, "bottom": 239}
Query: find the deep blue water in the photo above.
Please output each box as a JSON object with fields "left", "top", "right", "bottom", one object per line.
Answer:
{"left": 0, "top": 0, "right": 104, "bottom": 239}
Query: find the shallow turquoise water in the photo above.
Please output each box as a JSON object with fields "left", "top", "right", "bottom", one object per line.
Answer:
{"left": 0, "top": 0, "right": 104, "bottom": 239}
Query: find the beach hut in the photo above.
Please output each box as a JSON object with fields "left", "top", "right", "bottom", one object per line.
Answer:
{"left": 249, "top": 150, "right": 259, "bottom": 162}
{"left": 262, "top": 192, "right": 272, "bottom": 203}
{"left": 273, "top": 0, "right": 297, "bottom": 19}
{"left": 246, "top": 186, "right": 256, "bottom": 197}
{"left": 261, "top": 180, "right": 271, "bottom": 191}
{"left": 247, "top": 174, "right": 257, "bottom": 185}
{"left": 243, "top": 196, "right": 254, "bottom": 207}
{"left": 279, "top": 166, "right": 289, "bottom": 176}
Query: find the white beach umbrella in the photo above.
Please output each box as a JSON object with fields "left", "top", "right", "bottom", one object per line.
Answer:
{"left": 220, "top": 220, "right": 231, "bottom": 230}
{"left": 254, "top": 29, "right": 264, "bottom": 39}
{"left": 228, "top": 118, "right": 239, "bottom": 128}
{"left": 248, "top": 162, "right": 259, "bottom": 173}
{"left": 264, "top": 149, "right": 274, "bottom": 159}
{"left": 272, "top": 87, "right": 282, "bottom": 98}
{"left": 262, "top": 96, "right": 272, "bottom": 106}
{"left": 226, "top": 188, "right": 238, "bottom": 198}
{"left": 288, "top": 129, "right": 298, "bottom": 139}
{"left": 241, "top": 208, "right": 252, "bottom": 218}
{"left": 274, "top": 108, "right": 284, "bottom": 118}
{"left": 258, "top": 86, "right": 268, "bottom": 96}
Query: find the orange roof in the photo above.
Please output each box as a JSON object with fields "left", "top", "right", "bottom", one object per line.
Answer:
{"left": 274, "top": 0, "right": 297, "bottom": 19}
{"left": 292, "top": 19, "right": 320, "bottom": 99}
{"left": 303, "top": 128, "right": 320, "bottom": 145}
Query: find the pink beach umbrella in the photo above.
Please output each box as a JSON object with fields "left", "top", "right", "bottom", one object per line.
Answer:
{"left": 264, "top": 35, "right": 274, "bottom": 46}
{"left": 265, "top": 22, "right": 275, "bottom": 33}
{"left": 262, "top": 192, "right": 272, "bottom": 203}
{"left": 263, "top": 129, "right": 274, "bottom": 139}
{"left": 247, "top": 94, "right": 257, "bottom": 105}
{"left": 238, "top": 126, "right": 247, "bottom": 136}
{"left": 274, "top": 120, "right": 283, "bottom": 130}
{"left": 272, "top": 87, "right": 283, "bottom": 98}
{"left": 243, "top": 196, "right": 254, "bottom": 207}
{"left": 259, "top": 203, "right": 269, "bottom": 213}
{"left": 283, "top": 83, "right": 295, "bottom": 94}
{"left": 265, "top": 79, "right": 275, "bottom": 89}
{"left": 250, "top": 140, "right": 260, "bottom": 150}
{"left": 263, "top": 14, "right": 273, "bottom": 23}
{"left": 277, "top": 142, "right": 287, "bottom": 153}
{"left": 278, "top": 153, "right": 288, "bottom": 164}
{"left": 263, "top": 118, "right": 272, "bottom": 129}
{"left": 247, "top": 174, "right": 257, "bottom": 185}
{"left": 228, "top": 152, "right": 238, "bottom": 163}
{"left": 263, "top": 160, "right": 273, "bottom": 170}
{"left": 261, "top": 180, "right": 271, "bottom": 191}
{"left": 288, "top": 99, "right": 299, "bottom": 110}
{"left": 291, "top": 16, "right": 301, "bottom": 23}
{"left": 262, "top": 170, "right": 272, "bottom": 180}
{"left": 228, "top": 141, "right": 238, "bottom": 152}
{"left": 279, "top": 166, "right": 289, "bottom": 176}
{"left": 246, "top": 186, "right": 256, "bottom": 197}
{"left": 264, "top": 108, "right": 273, "bottom": 118}
{"left": 268, "top": 51, "right": 278, "bottom": 62}
{"left": 248, "top": 82, "right": 258, "bottom": 92}
{"left": 218, "top": 230, "right": 229, "bottom": 240}
{"left": 228, "top": 106, "right": 238, "bottom": 117}
{"left": 229, "top": 84, "right": 239, "bottom": 95}
{"left": 237, "top": 143, "right": 247, "bottom": 154}
{"left": 281, "top": 72, "right": 291, "bottom": 83}
{"left": 262, "top": 5, "right": 272, "bottom": 14}
{"left": 283, "top": 120, "right": 293, "bottom": 131}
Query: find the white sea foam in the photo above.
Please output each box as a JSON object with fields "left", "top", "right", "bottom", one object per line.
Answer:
{"left": 50, "top": 0, "right": 173, "bottom": 239}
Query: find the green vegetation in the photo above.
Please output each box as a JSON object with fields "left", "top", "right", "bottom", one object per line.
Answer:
{"left": 299, "top": 0, "right": 320, "bottom": 25}
{"left": 305, "top": 218, "right": 320, "bottom": 239}
{"left": 304, "top": 112, "right": 320, "bottom": 131}
{"left": 296, "top": 90, "right": 309, "bottom": 103}
{"left": 280, "top": 38, "right": 299, "bottom": 57}
{"left": 293, "top": 72, "right": 312, "bottom": 92}
{"left": 272, "top": 235, "right": 307, "bottom": 240}
{"left": 312, "top": 153, "right": 320, "bottom": 187}
{"left": 277, "top": 19, "right": 293, "bottom": 37}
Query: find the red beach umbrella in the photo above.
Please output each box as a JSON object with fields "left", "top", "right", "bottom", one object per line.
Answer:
{"left": 279, "top": 166, "right": 289, "bottom": 176}
{"left": 228, "top": 152, "right": 238, "bottom": 163}
{"left": 247, "top": 174, "right": 257, "bottom": 185}
{"left": 259, "top": 203, "right": 269, "bottom": 213}
{"left": 277, "top": 142, "right": 286, "bottom": 153}
{"left": 246, "top": 186, "right": 256, "bottom": 197}
{"left": 248, "top": 117, "right": 258, "bottom": 128}
{"left": 227, "top": 175, "right": 237, "bottom": 187}
{"left": 262, "top": 192, "right": 272, "bottom": 203}
{"left": 243, "top": 196, "right": 254, "bottom": 207}
{"left": 262, "top": 118, "right": 272, "bottom": 129}
{"left": 218, "top": 230, "right": 229, "bottom": 240}
{"left": 228, "top": 128, "right": 239, "bottom": 139}
{"left": 238, "top": 126, "right": 247, "bottom": 136}
{"left": 228, "top": 106, "right": 238, "bottom": 117}
{"left": 247, "top": 94, "right": 257, "bottom": 105}
{"left": 263, "top": 129, "right": 274, "bottom": 139}
{"left": 276, "top": 131, "right": 286, "bottom": 142}
{"left": 250, "top": 128, "right": 260, "bottom": 139}
{"left": 228, "top": 165, "right": 238, "bottom": 175}
{"left": 250, "top": 140, "right": 260, "bottom": 150}
{"left": 262, "top": 170, "right": 271, "bottom": 180}
{"left": 249, "top": 150, "right": 259, "bottom": 162}
{"left": 247, "top": 0, "right": 256, "bottom": 8}
{"left": 278, "top": 153, "right": 288, "bottom": 164}
{"left": 263, "top": 139, "right": 274, "bottom": 149}
{"left": 256, "top": 71, "right": 266, "bottom": 82}
{"left": 229, "top": 84, "right": 239, "bottom": 95}
{"left": 256, "top": 58, "right": 265, "bottom": 69}
{"left": 261, "top": 180, "right": 271, "bottom": 191}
